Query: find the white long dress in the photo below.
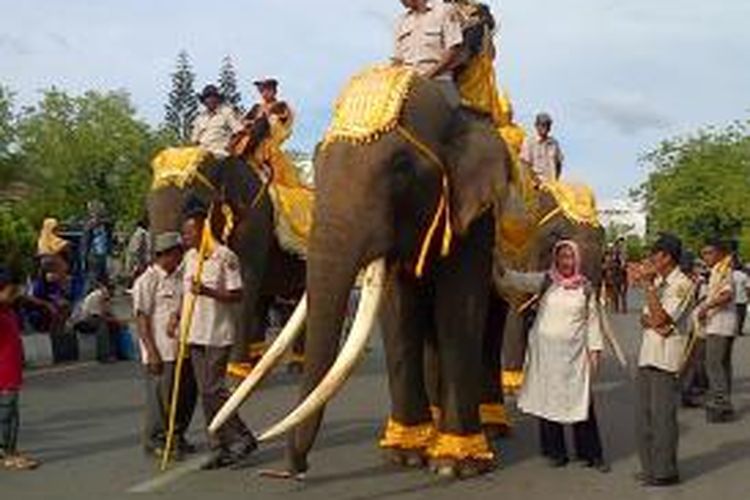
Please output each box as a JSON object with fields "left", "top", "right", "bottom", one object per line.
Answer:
{"left": 502, "top": 271, "right": 604, "bottom": 423}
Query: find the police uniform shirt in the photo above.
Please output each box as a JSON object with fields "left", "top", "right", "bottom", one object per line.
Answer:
{"left": 132, "top": 264, "right": 182, "bottom": 364}
{"left": 705, "top": 261, "right": 737, "bottom": 337}
{"left": 520, "top": 135, "right": 565, "bottom": 182}
{"left": 182, "top": 245, "right": 243, "bottom": 347}
{"left": 395, "top": 1, "right": 464, "bottom": 80}
{"left": 638, "top": 266, "right": 695, "bottom": 373}
{"left": 191, "top": 104, "right": 244, "bottom": 159}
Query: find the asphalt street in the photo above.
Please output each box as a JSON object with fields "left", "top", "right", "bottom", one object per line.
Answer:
{"left": 3, "top": 296, "right": 749, "bottom": 500}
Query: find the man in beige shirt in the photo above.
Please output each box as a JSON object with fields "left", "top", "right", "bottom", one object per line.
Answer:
{"left": 394, "top": 0, "right": 464, "bottom": 106}
{"left": 636, "top": 233, "right": 694, "bottom": 487}
{"left": 520, "top": 113, "right": 565, "bottom": 183}
{"left": 191, "top": 85, "right": 244, "bottom": 159}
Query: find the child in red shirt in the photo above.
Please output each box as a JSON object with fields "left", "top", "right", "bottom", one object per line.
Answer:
{"left": 0, "top": 267, "right": 39, "bottom": 470}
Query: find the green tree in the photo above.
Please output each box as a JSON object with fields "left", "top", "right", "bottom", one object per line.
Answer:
{"left": 164, "top": 50, "right": 198, "bottom": 143}
{"left": 0, "top": 85, "right": 21, "bottom": 185}
{"left": 636, "top": 120, "right": 750, "bottom": 255}
{"left": 16, "top": 88, "right": 168, "bottom": 227}
{"left": 218, "top": 55, "right": 242, "bottom": 110}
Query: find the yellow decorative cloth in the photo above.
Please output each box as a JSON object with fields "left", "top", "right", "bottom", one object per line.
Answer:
{"left": 539, "top": 180, "right": 601, "bottom": 227}
{"left": 426, "top": 432, "right": 495, "bottom": 462}
{"left": 499, "top": 122, "right": 526, "bottom": 160}
{"left": 458, "top": 53, "right": 510, "bottom": 127}
{"left": 227, "top": 362, "right": 254, "bottom": 380}
{"left": 379, "top": 418, "right": 437, "bottom": 451}
{"left": 479, "top": 403, "right": 511, "bottom": 427}
{"left": 252, "top": 109, "right": 314, "bottom": 256}
{"left": 37, "top": 218, "right": 69, "bottom": 256}
{"left": 151, "top": 146, "right": 212, "bottom": 190}
{"left": 323, "top": 65, "right": 418, "bottom": 146}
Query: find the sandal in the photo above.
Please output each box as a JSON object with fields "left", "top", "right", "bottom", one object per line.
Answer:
{"left": 2, "top": 454, "right": 41, "bottom": 471}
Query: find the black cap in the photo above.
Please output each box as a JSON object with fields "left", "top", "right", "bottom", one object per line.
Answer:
{"left": 198, "top": 84, "right": 223, "bottom": 103}
{"left": 704, "top": 237, "right": 729, "bottom": 252}
{"left": 535, "top": 112, "right": 553, "bottom": 125}
{"left": 651, "top": 232, "right": 683, "bottom": 263}
{"left": 253, "top": 78, "right": 279, "bottom": 89}
{"left": 182, "top": 196, "right": 209, "bottom": 221}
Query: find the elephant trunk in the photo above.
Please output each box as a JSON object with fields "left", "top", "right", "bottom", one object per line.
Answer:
{"left": 285, "top": 203, "right": 382, "bottom": 473}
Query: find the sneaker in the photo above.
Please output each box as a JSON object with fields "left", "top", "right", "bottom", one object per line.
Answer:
{"left": 646, "top": 475, "right": 680, "bottom": 487}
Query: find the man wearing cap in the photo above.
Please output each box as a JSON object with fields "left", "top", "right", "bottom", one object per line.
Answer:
{"left": 698, "top": 239, "right": 737, "bottom": 423}
{"left": 191, "top": 84, "right": 244, "bottom": 159}
{"left": 394, "top": 0, "right": 465, "bottom": 106}
{"left": 132, "top": 232, "right": 197, "bottom": 458}
{"left": 181, "top": 208, "right": 257, "bottom": 469}
{"left": 520, "top": 113, "right": 565, "bottom": 183}
{"left": 635, "top": 233, "right": 695, "bottom": 487}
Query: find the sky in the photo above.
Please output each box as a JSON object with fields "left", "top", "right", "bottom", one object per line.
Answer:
{"left": 1, "top": 0, "right": 749, "bottom": 201}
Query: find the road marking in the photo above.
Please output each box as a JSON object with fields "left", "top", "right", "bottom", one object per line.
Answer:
{"left": 26, "top": 362, "right": 97, "bottom": 379}
{"left": 127, "top": 455, "right": 208, "bottom": 494}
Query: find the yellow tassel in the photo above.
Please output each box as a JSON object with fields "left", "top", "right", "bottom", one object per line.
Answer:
{"left": 479, "top": 403, "right": 511, "bottom": 427}
{"left": 379, "top": 418, "right": 437, "bottom": 451}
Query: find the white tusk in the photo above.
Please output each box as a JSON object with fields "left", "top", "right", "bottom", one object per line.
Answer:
{"left": 209, "top": 295, "right": 308, "bottom": 434}
{"left": 258, "top": 258, "right": 386, "bottom": 443}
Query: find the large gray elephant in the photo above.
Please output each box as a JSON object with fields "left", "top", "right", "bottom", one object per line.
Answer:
{"left": 147, "top": 156, "right": 306, "bottom": 369}
{"left": 220, "top": 68, "right": 513, "bottom": 478}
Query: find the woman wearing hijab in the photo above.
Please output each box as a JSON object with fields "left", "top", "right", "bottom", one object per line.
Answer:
{"left": 497, "top": 240, "right": 608, "bottom": 472}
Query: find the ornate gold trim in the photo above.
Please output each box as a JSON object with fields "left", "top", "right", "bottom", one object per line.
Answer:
{"left": 379, "top": 418, "right": 437, "bottom": 451}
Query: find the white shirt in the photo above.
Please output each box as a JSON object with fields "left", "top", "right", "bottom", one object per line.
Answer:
{"left": 705, "top": 260, "right": 737, "bottom": 337}
{"left": 190, "top": 104, "right": 244, "bottom": 159}
{"left": 79, "top": 288, "right": 109, "bottom": 319}
{"left": 638, "top": 267, "right": 695, "bottom": 373}
{"left": 502, "top": 271, "right": 603, "bottom": 423}
{"left": 732, "top": 269, "right": 748, "bottom": 305}
{"left": 132, "top": 264, "right": 182, "bottom": 364}
{"left": 394, "top": 1, "right": 464, "bottom": 80}
{"left": 182, "top": 245, "right": 243, "bottom": 347}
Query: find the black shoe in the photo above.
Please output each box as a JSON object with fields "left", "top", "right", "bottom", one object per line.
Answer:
{"left": 583, "top": 458, "right": 611, "bottom": 473}
{"left": 229, "top": 440, "right": 259, "bottom": 469}
{"left": 201, "top": 449, "right": 236, "bottom": 470}
{"left": 177, "top": 438, "right": 197, "bottom": 455}
{"left": 646, "top": 475, "right": 680, "bottom": 487}
{"left": 547, "top": 456, "right": 569, "bottom": 468}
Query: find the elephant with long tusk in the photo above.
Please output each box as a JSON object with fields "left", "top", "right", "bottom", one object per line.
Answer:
{"left": 213, "top": 65, "right": 513, "bottom": 479}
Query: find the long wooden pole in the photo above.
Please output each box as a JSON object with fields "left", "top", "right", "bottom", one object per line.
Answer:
{"left": 160, "top": 221, "right": 212, "bottom": 471}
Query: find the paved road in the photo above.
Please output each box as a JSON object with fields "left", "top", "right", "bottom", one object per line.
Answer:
{"left": 3, "top": 301, "right": 749, "bottom": 499}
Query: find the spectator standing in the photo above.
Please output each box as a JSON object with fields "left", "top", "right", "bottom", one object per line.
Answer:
{"left": 132, "top": 232, "right": 196, "bottom": 459}
{"left": 698, "top": 240, "right": 737, "bottom": 423}
{"left": 125, "top": 216, "right": 151, "bottom": 288}
{"left": 0, "top": 267, "right": 40, "bottom": 471}
{"left": 731, "top": 262, "right": 748, "bottom": 336}
{"left": 636, "top": 233, "right": 694, "bottom": 487}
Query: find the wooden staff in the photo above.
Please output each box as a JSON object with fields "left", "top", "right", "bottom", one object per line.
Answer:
{"left": 160, "top": 219, "right": 212, "bottom": 471}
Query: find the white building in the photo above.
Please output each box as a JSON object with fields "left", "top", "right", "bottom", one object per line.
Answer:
{"left": 598, "top": 198, "right": 647, "bottom": 238}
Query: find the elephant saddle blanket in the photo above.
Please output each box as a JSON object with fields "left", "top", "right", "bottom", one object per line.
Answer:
{"left": 323, "top": 64, "right": 417, "bottom": 146}
{"left": 151, "top": 146, "right": 212, "bottom": 190}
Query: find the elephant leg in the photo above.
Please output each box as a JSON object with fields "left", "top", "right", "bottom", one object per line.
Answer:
{"left": 428, "top": 213, "right": 496, "bottom": 476}
{"left": 481, "top": 289, "right": 510, "bottom": 438}
{"left": 379, "top": 270, "right": 434, "bottom": 467}
{"left": 423, "top": 330, "right": 441, "bottom": 423}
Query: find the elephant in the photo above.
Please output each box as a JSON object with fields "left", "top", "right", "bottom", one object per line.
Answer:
{"left": 147, "top": 155, "right": 306, "bottom": 369}
{"left": 213, "top": 66, "right": 514, "bottom": 479}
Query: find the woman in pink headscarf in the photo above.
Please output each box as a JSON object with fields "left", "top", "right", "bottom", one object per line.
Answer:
{"left": 497, "top": 240, "right": 608, "bottom": 472}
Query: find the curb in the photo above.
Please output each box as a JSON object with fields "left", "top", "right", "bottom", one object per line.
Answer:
{"left": 22, "top": 328, "right": 139, "bottom": 367}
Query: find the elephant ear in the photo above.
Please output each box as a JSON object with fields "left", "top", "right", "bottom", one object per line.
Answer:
{"left": 444, "top": 113, "right": 511, "bottom": 234}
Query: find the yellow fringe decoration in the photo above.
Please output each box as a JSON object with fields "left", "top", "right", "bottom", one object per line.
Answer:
{"left": 379, "top": 419, "right": 437, "bottom": 451}
{"left": 479, "top": 403, "right": 511, "bottom": 427}
{"left": 151, "top": 146, "right": 213, "bottom": 190}
{"left": 426, "top": 432, "right": 495, "bottom": 462}
{"left": 324, "top": 65, "right": 417, "bottom": 147}
{"left": 226, "top": 362, "right": 254, "bottom": 380}
{"left": 248, "top": 342, "right": 268, "bottom": 359}
{"left": 502, "top": 370, "right": 524, "bottom": 394}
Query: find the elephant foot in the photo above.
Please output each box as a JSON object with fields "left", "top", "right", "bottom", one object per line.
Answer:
{"left": 384, "top": 449, "right": 427, "bottom": 469}
{"left": 428, "top": 457, "right": 497, "bottom": 479}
